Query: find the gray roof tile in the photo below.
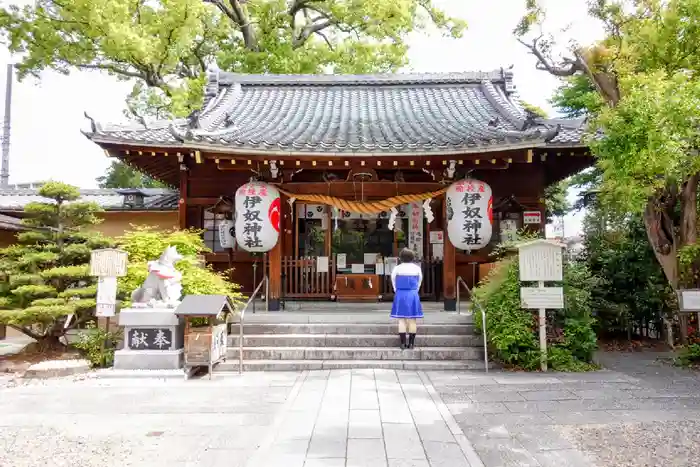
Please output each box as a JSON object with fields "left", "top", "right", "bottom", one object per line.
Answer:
{"left": 86, "top": 70, "right": 586, "bottom": 154}
{"left": 0, "top": 213, "right": 26, "bottom": 231}
{"left": 0, "top": 188, "right": 178, "bottom": 212}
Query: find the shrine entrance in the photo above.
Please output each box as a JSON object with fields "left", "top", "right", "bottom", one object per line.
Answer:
{"left": 283, "top": 201, "right": 443, "bottom": 302}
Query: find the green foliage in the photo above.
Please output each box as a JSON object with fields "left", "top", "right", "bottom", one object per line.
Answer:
{"left": 591, "top": 71, "right": 700, "bottom": 213}
{"left": 0, "top": 0, "right": 465, "bottom": 118}
{"left": 40, "top": 265, "right": 91, "bottom": 282}
{"left": 0, "top": 182, "right": 104, "bottom": 343}
{"left": 544, "top": 180, "right": 570, "bottom": 222}
{"left": 583, "top": 208, "right": 673, "bottom": 338}
{"left": 97, "top": 161, "right": 166, "bottom": 189}
{"left": 472, "top": 241, "right": 597, "bottom": 371}
{"left": 676, "top": 343, "right": 700, "bottom": 367}
{"left": 550, "top": 75, "right": 603, "bottom": 118}
{"left": 518, "top": 100, "right": 548, "bottom": 118}
{"left": 116, "top": 226, "right": 244, "bottom": 308}
{"left": 72, "top": 322, "right": 121, "bottom": 368}
{"left": 58, "top": 286, "right": 97, "bottom": 299}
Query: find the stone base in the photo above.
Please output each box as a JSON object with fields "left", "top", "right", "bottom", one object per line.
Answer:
{"left": 114, "top": 349, "right": 184, "bottom": 370}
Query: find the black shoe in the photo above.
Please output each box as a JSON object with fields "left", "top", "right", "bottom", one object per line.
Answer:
{"left": 399, "top": 333, "right": 407, "bottom": 350}
{"left": 408, "top": 333, "right": 416, "bottom": 349}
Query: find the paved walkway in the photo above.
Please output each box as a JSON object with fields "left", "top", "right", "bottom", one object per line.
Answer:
{"left": 1, "top": 353, "right": 699, "bottom": 467}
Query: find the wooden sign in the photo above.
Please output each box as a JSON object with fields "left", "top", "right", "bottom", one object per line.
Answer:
{"left": 523, "top": 211, "right": 542, "bottom": 225}
{"left": 520, "top": 287, "right": 564, "bottom": 309}
{"left": 90, "top": 249, "right": 128, "bottom": 277}
{"left": 518, "top": 240, "right": 564, "bottom": 282}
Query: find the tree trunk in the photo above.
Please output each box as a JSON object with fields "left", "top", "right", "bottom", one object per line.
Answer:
{"left": 642, "top": 199, "right": 679, "bottom": 347}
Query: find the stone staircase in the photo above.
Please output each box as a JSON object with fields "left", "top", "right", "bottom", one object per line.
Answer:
{"left": 218, "top": 308, "right": 486, "bottom": 371}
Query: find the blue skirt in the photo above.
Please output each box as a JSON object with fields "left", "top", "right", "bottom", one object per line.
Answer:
{"left": 390, "top": 289, "right": 424, "bottom": 319}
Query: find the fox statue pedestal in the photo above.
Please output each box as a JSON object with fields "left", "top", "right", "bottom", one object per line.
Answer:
{"left": 113, "top": 246, "right": 186, "bottom": 370}
{"left": 113, "top": 308, "right": 184, "bottom": 370}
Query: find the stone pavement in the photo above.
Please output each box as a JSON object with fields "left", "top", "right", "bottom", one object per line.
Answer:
{"left": 1, "top": 356, "right": 699, "bottom": 467}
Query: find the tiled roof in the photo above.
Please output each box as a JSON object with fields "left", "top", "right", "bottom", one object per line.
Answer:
{"left": 0, "top": 188, "right": 178, "bottom": 212}
{"left": 84, "top": 68, "right": 586, "bottom": 155}
{"left": 0, "top": 213, "right": 26, "bottom": 231}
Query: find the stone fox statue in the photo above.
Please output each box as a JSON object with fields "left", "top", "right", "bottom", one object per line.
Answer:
{"left": 131, "top": 246, "right": 184, "bottom": 308}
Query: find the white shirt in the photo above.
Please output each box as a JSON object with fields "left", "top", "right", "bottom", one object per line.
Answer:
{"left": 391, "top": 262, "right": 423, "bottom": 291}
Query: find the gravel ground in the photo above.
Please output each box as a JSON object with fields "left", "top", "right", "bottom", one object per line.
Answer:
{"left": 562, "top": 420, "right": 700, "bottom": 467}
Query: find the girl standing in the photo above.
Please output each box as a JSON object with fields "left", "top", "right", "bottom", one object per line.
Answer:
{"left": 390, "top": 248, "right": 424, "bottom": 349}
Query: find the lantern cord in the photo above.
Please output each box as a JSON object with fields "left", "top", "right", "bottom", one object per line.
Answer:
{"left": 275, "top": 186, "right": 449, "bottom": 215}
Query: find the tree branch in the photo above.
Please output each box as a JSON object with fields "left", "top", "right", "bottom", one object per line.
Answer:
{"left": 293, "top": 18, "right": 334, "bottom": 48}
{"left": 517, "top": 36, "right": 582, "bottom": 77}
{"left": 8, "top": 324, "right": 43, "bottom": 341}
{"left": 75, "top": 63, "right": 146, "bottom": 80}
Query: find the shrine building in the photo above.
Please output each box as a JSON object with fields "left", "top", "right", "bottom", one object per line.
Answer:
{"left": 84, "top": 69, "right": 592, "bottom": 311}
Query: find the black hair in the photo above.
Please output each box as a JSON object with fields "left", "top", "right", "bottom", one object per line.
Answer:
{"left": 399, "top": 248, "right": 415, "bottom": 263}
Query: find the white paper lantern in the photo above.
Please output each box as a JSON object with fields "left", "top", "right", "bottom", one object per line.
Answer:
{"left": 234, "top": 182, "right": 281, "bottom": 252}
{"left": 446, "top": 178, "right": 493, "bottom": 250}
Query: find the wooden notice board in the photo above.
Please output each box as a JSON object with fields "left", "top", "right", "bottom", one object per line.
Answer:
{"left": 335, "top": 274, "right": 380, "bottom": 301}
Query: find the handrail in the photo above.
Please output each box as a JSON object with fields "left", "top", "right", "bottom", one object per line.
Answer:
{"left": 456, "top": 276, "right": 489, "bottom": 373}
{"left": 238, "top": 275, "right": 269, "bottom": 374}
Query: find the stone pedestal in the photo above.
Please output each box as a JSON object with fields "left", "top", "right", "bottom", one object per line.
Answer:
{"left": 113, "top": 308, "right": 184, "bottom": 370}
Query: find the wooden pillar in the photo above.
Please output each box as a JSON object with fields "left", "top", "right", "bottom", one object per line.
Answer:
{"left": 178, "top": 157, "right": 189, "bottom": 230}
{"left": 268, "top": 195, "right": 283, "bottom": 311}
{"left": 442, "top": 198, "right": 456, "bottom": 311}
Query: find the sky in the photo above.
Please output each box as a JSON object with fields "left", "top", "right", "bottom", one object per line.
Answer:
{"left": 0, "top": 0, "right": 602, "bottom": 237}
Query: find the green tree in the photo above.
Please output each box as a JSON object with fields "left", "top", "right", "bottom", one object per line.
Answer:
{"left": 0, "top": 182, "right": 113, "bottom": 348}
{"left": 0, "top": 0, "right": 466, "bottom": 118}
{"left": 97, "top": 161, "right": 167, "bottom": 189}
{"left": 544, "top": 179, "right": 570, "bottom": 222}
{"left": 516, "top": 0, "right": 700, "bottom": 342}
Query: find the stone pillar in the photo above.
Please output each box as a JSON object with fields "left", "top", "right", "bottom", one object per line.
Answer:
{"left": 113, "top": 308, "right": 184, "bottom": 370}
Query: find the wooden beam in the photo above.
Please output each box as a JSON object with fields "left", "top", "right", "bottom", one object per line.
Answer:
{"left": 277, "top": 182, "right": 445, "bottom": 197}
{"left": 178, "top": 165, "right": 189, "bottom": 230}
{"left": 442, "top": 198, "right": 456, "bottom": 311}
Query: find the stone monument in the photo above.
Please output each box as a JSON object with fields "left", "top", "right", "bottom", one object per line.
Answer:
{"left": 113, "top": 246, "right": 186, "bottom": 370}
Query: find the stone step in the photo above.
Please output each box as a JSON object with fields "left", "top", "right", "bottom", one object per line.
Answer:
{"left": 215, "top": 359, "right": 488, "bottom": 372}
{"left": 228, "top": 323, "right": 476, "bottom": 336}
{"left": 228, "top": 334, "right": 482, "bottom": 348}
{"left": 226, "top": 346, "right": 483, "bottom": 361}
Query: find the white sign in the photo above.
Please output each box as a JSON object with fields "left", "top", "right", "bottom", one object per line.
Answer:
{"left": 210, "top": 323, "right": 227, "bottom": 362}
{"left": 523, "top": 211, "right": 542, "bottom": 225}
{"left": 90, "top": 249, "right": 128, "bottom": 277}
{"left": 518, "top": 240, "right": 564, "bottom": 282}
{"left": 678, "top": 289, "right": 700, "bottom": 312}
{"left": 351, "top": 263, "right": 365, "bottom": 274}
{"left": 500, "top": 219, "right": 518, "bottom": 242}
{"left": 446, "top": 179, "right": 493, "bottom": 251}
{"left": 408, "top": 202, "right": 424, "bottom": 258}
{"left": 384, "top": 257, "right": 398, "bottom": 276}
{"left": 432, "top": 243, "right": 444, "bottom": 260}
{"left": 429, "top": 231, "right": 444, "bottom": 244}
{"left": 95, "top": 276, "right": 118, "bottom": 317}
{"left": 337, "top": 253, "right": 347, "bottom": 269}
{"left": 96, "top": 276, "right": 118, "bottom": 305}
{"left": 234, "top": 182, "right": 280, "bottom": 252}
{"left": 218, "top": 219, "right": 235, "bottom": 249}
{"left": 364, "top": 253, "right": 378, "bottom": 265}
{"left": 375, "top": 262, "right": 385, "bottom": 275}
{"left": 317, "top": 256, "right": 329, "bottom": 273}
{"left": 520, "top": 287, "right": 564, "bottom": 309}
